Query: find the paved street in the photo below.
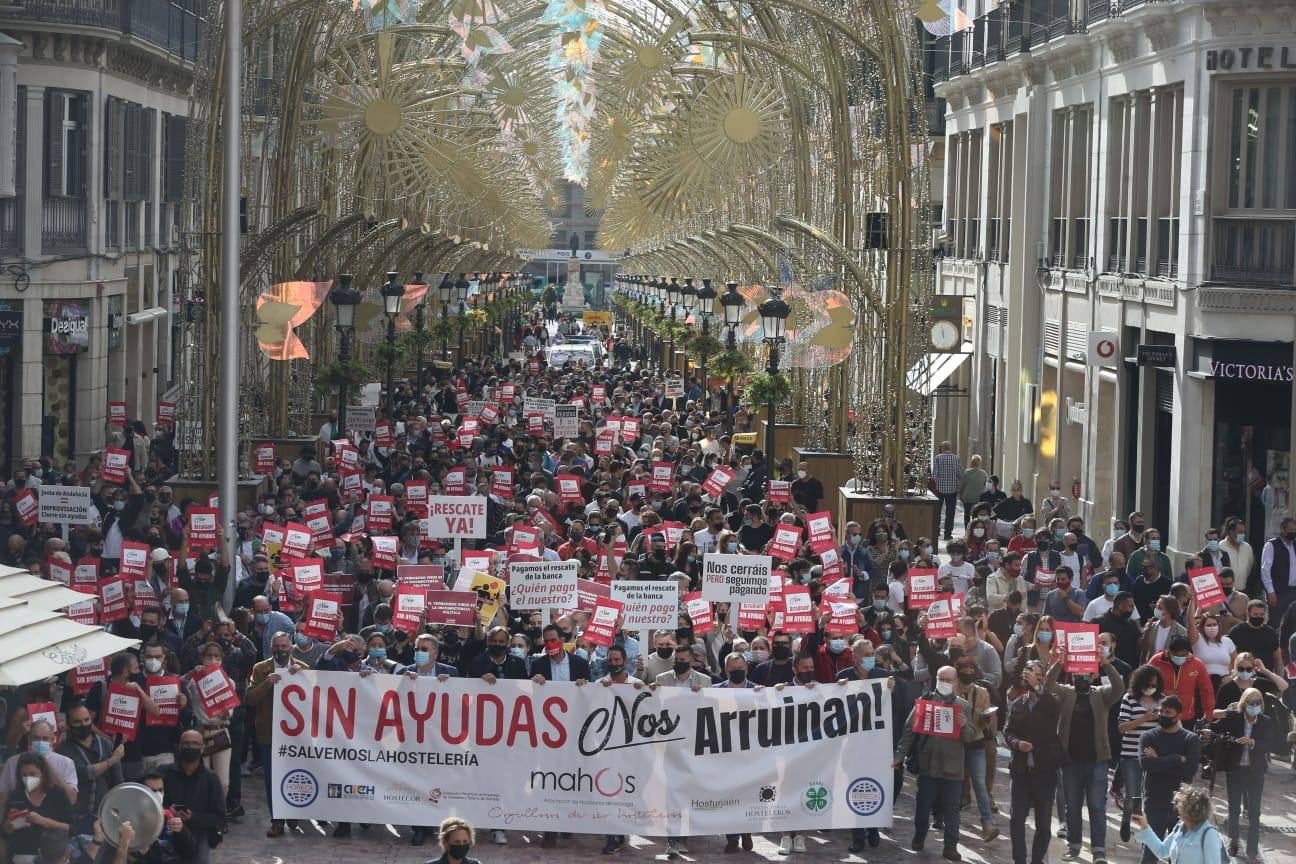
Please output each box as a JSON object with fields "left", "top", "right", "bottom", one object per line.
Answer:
{"left": 216, "top": 753, "right": 1296, "bottom": 863}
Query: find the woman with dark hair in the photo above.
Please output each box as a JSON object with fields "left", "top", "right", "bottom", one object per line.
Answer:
{"left": 1, "top": 752, "right": 72, "bottom": 861}
{"left": 954, "top": 655, "right": 999, "bottom": 841}
{"left": 1115, "top": 665, "right": 1164, "bottom": 841}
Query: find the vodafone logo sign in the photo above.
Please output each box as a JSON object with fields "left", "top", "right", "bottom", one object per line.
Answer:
{"left": 1088, "top": 330, "right": 1120, "bottom": 368}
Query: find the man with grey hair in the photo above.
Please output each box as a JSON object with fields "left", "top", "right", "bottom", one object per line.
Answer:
{"left": 0, "top": 719, "right": 79, "bottom": 805}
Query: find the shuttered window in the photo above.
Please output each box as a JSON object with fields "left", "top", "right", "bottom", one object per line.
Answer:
{"left": 1043, "top": 319, "right": 1061, "bottom": 357}
{"left": 1156, "top": 371, "right": 1174, "bottom": 413}
{"left": 163, "top": 114, "right": 186, "bottom": 203}
{"left": 45, "top": 90, "right": 87, "bottom": 198}
{"left": 106, "top": 98, "right": 154, "bottom": 202}
{"left": 985, "top": 305, "right": 1000, "bottom": 359}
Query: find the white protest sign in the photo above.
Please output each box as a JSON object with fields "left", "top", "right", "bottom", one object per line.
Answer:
{"left": 38, "top": 485, "right": 95, "bottom": 525}
{"left": 664, "top": 377, "right": 685, "bottom": 399}
{"left": 508, "top": 560, "right": 580, "bottom": 610}
{"left": 424, "top": 495, "right": 488, "bottom": 539}
{"left": 523, "top": 396, "right": 556, "bottom": 420}
{"left": 701, "top": 553, "right": 773, "bottom": 604}
{"left": 610, "top": 581, "right": 679, "bottom": 629}
{"left": 347, "top": 405, "right": 376, "bottom": 435}
{"left": 554, "top": 404, "right": 580, "bottom": 438}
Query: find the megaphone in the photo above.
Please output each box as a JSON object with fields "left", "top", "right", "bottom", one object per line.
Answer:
{"left": 98, "top": 782, "right": 164, "bottom": 851}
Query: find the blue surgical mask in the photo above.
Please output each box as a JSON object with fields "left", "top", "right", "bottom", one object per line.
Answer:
{"left": 574, "top": 648, "right": 589, "bottom": 661}
{"left": 725, "top": 542, "right": 738, "bottom": 553}
{"left": 30, "top": 740, "right": 51, "bottom": 755}
{"left": 829, "top": 639, "right": 847, "bottom": 654}
{"left": 848, "top": 535, "right": 861, "bottom": 546}
{"left": 1148, "top": 539, "right": 1161, "bottom": 552}
{"left": 414, "top": 650, "right": 431, "bottom": 666}
{"left": 860, "top": 656, "right": 876, "bottom": 671}
{"left": 986, "top": 552, "right": 999, "bottom": 562}
{"left": 1022, "top": 528, "right": 1035, "bottom": 539}
{"left": 1236, "top": 533, "right": 1246, "bottom": 543}
{"left": 1170, "top": 654, "right": 1187, "bottom": 667}
{"left": 510, "top": 647, "right": 526, "bottom": 659}
{"left": 1037, "top": 631, "right": 1053, "bottom": 644}
{"left": 1105, "top": 583, "right": 1119, "bottom": 598}
{"left": 1245, "top": 704, "right": 1262, "bottom": 718}
{"left": 898, "top": 549, "right": 910, "bottom": 560}
{"left": 113, "top": 500, "right": 126, "bottom": 511}
{"left": 294, "top": 633, "right": 310, "bottom": 648}
{"left": 741, "top": 650, "right": 753, "bottom": 663}
{"left": 174, "top": 603, "right": 189, "bottom": 617}
{"left": 1206, "top": 539, "right": 1219, "bottom": 552}
{"left": 368, "top": 647, "right": 386, "bottom": 661}
{"left": 1013, "top": 624, "right": 1024, "bottom": 637}
{"left": 873, "top": 600, "right": 887, "bottom": 610}
{"left": 880, "top": 630, "right": 893, "bottom": 641}
{"left": 1153, "top": 607, "right": 1164, "bottom": 620}
{"left": 255, "top": 613, "right": 270, "bottom": 625}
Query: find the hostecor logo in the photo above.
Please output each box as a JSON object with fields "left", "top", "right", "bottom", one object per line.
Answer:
{"left": 281, "top": 769, "right": 318, "bottom": 807}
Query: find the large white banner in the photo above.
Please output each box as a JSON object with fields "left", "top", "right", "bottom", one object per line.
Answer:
{"left": 271, "top": 672, "right": 894, "bottom": 835}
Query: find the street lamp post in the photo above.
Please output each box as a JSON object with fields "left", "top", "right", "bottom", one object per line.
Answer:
{"left": 329, "top": 273, "right": 361, "bottom": 433}
{"left": 721, "top": 280, "right": 744, "bottom": 433}
{"left": 680, "top": 277, "right": 697, "bottom": 393}
{"left": 412, "top": 271, "right": 426, "bottom": 389}
{"left": 455, "top": 272, "right": 470, "bottom": 360}
{"left": 666, "top": 277, "right": 680, "bottom": 374}
{"left": 380, "top": 271, "right": 406, "bottom": 416}
{"left": 648, "top": 277, "right": 661, "bottom": 367}
{"left": 437, "top": 273, "right": 454, "bottom": 362}
{"left": 696, "top": 278, "right": 716, "bottom": 410}
{"left": 758, "top": 291, "right": 791, "bottom": 464}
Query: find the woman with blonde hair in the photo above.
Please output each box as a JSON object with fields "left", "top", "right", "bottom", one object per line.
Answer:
{"left": 1209, "top": 687, "right": 1275, "bottom": 859}
{"left": 1132, "top": 785, "right": 1225, "bottom": 864}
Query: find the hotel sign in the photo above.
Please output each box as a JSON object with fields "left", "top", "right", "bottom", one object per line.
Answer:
{"left": 1205, "top": 47, "right": 1296, "bottom": 71}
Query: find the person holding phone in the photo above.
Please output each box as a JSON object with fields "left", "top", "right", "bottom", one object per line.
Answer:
{"left": 162, "top": 729, "right": 225, "bottom": 863}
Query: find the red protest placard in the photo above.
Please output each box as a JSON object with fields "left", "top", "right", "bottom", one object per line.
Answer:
{"left": 194, "top": 663, "right": 240, "bottom": 716}
{"left": 650, "top": 461, "right": 674, "bottom": 493}
{"left": 459, "top": 551, "right": 493, "bottom": 577}
{"left": 47, "top": 556, "right": 72, "bottom": 586}
{"left": 98, "top": 577, "right": 128, "bottom": 622}
{"left": 392, "top": 585, "right": 428, "bottom": 631}
{"left": 102, "top": 448, "right": 131, "bottom": 484}
{"left": 1033, "top": 569, "right": 1056, "bottom": 591}
{"left": 571, "top": 578, "right": 611, "bottom": 615}
{"left": 701, "top": 465, "right": 735, "bottom": 499}
{"left": 185, "top": 507, "right": 220, "bottom": 550}
{"left": 397, "top": 564, "right": 445, "bottom": 590}
{"left": 72, "top": 557, "right": 100, "bottom": 591}
{"left": 254, "top": 443, "right": 276, "bottom": 474}
{"left": 424, "top": 590, "right": 478, "bottom": 626}
{"left": 768, "top": 524, "right": 803, "bottom": 561}
{"left": 594, "top": 428, "right": 616, "bottom": 455}
{"left": 557, "top": 474, "right": 584, "bottom": 505}
{"left": 367, "top": 495, "right": 395, "bottom": 532}
{"left": 818, "top": 545, "right": 844, "bottom": 581}
{"left": 374, "top": 421, "right": 395, "bottom": 448}
{"left": 131, "top": 579, "right": 160, "bottom": 616}
{"left": 906, "top": 569, "right": 939, "bottom": 610}
{"left": 66, "top": 598, "right": 97, "bottom": 626}
{"left": 766, "top": 480, "right": 792, "bottom": 504}
{"left": 620, "top": 417, "right": 640, "bottom": 443}
{"left": 584, "top": 599, "right": 624, "bottom": 648}
{"left": 501, "top": 383, "right": 516, "bottom": 404}
{"left": 527, "top": 414, "right": 545, "bottom": 436}
{"left": 156, "top": 400, "right": 176, "bottom": 425}
{"left": 737, "top": 602, "right": 769, "bottom": 630}
{"left": 1188, "top": 567, "right": 1226, "bottom": 609}
{"left": 1057, "top": 622, "right": 1100, "bottom": 674}
{"left": 26, "top": 703, "right": 58, "bottom": 741}
{"left": 339, "top": 467, "right": 362, "bottom": 502}
{"left": 108, "top": 401, "right": 127, "bottom": 428}
{"left": 913, "top": 698, "right": 964, "bottom": 739}
{"left": 119, "top": 541, "right": 149, "bottom": 580}
{"left": 923, "top": 593, "right": 964, "bottom": 639}
{"left": 491, "top": 467, "right": 515, "bottom": 499}
{"left": 509, "top": 526, "right": 541, "bottom": 557}
{"left": 782, "top": 584, "right": 816, "bottom": 633}
{"left": 443, "top": 467, "right": 467, "bottom": 495}
{"left": 15, "top": 489, "right": 37, "bottom": 527}
{"left": 591, "top": 385, "right": 606, "bottom": 405}
{"left": 806, "top": 512, "right": 834, "bottom": 547}
{"left": 144, "top": 675, "right": 183, "bottom": 727}
{"left": 286, "top": 557, "right": 324, "bottom": 596}
{"left": 281, "top": 523, "right": 313, "bottom": 557}
{"left": 406, "top": 480, "right": 428, "bottom": 506}
{"left": 370, "top": 535, "right": 398, "bottom": 571}
{"left": 826, "top": 601, "right": 860, "bottom": 636}
{"left": 70, "top": 659, "right": 107, "bottom": 695}
{"left": 683, "top": 591, "right": 715, "bottom": 635}
{"left": 100, "top": 683, "right": 142, "bottom": 741}
{"left": 528, "top": 357, "right": 541, "bottom": 374}
{"left": 333, "top": 441, "right": 359, "bottom": 471}
{"left": 303, "top": 591, "right": 344, "bottom": 640}
{"left": 305, "top": 512, "right": 333, "bottom": 544}
{"left": 480, "top": 403, "right": 500, "bottom": 426}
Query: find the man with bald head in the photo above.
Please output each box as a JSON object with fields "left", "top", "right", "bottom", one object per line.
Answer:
{"left": 893, "top": 665, "right": 978, "bottom": 859}
{"left": 0, "top": 719, "right": 79, "bottom": 807}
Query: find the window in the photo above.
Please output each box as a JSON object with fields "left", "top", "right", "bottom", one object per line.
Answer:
{"left": 45, "top": 90, "right": 87, "bottom": 198}
{"left": 583, "top": 230, "right": 597, "bottom": 248}
{"left": 1213, "top": 81, "right": 1296, "bottom": 285}
{"left": 986, "top": 121, "right": 1013, "bottom": 262}
{"left": 1105, "top": 87, "right": 1183, "bottom": 277}
{"left": 1048, "top": 104, "right": 1092, "bottom": 270}
{"left": 944, "top": 128, "right": 983, "bottom": 258}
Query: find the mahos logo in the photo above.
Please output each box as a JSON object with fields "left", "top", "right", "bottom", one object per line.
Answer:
{"left": 845, "top": 777, "right": 885, "bottom": 817}
{"left": 281, "top": 769, "right": 318, "bottom": 807}
{"left": 529, "top": 768, "right": 637, "bottom": 797}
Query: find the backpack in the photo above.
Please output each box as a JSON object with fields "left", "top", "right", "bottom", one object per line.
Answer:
{"left": 1196, "top": 822, "right": 1230, "bottom": 862}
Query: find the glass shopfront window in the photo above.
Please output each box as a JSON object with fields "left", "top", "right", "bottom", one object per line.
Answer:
{"left": 1204, "top": 340, "right": 1293, "bottom": 535}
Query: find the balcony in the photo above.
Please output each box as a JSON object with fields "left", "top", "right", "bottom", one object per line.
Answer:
{"left": 1, "top": 0, "right": 205, "bottom": 62}
{"left": 42, "top": 196, "right": 87, "bottom": 253}
{"left": 986, "top": 218, "right": 1001, "bottom": 261}
{"left": 1156, "top": 216, "right": 1178, "bottom": 278}
{"left": 1088, "top": 0, "right": 1113, "bottom": 24}
{"left": 1107, "top": 216, "right": 1128, "bottom": 272}
{"left": 0, "top": 198, "right": 20, "bottom": 257}
{"left": 1212, "top": 216, "right": 1296, "bottom": 288}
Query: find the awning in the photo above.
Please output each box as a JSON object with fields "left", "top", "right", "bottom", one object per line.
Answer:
{"left": 0, "top": 567, "right": 98, "bottom": 611}
{"left": 906, "top": 352, "right": 971, "bottom": 397}
{"left": 0, "top": 597, "right": 138, "bottom": 687}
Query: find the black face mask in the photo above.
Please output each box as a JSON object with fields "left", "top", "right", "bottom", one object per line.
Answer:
{"left": 1074, "top": 678, "right": 1092, "bottom": 696}
{"left": 273, "top": 650, "right": 291, "bottom": 665}
{"left": 957, "top": 671, "right": 977, "bottom": 685}
{"left": 139, "top": 624, "right": 158, "bottom": 641}
{"left": 70, "top": 724, "right": 94, "bottom": 741}
{"left": 676, "top": 628, "right": 693, "bottom": 642}
{"left": 795, "top": 671, "right": 815, "bottom": 685}
{"left": 772, "top": 645, "right": 792, "bottom": 661}
{"left": 525, "top": 627, "right": 543, "bottom": 642}
{"left": 488, "top": 643, "right": 508, "bottom": 657}
{"left": 447, "top": 842, "right": 472, "bottom": 860}
{"left": 727, "top": 669, "right": 747, "bottom": 685}
{"left": 179, "top": 747, "right": 203, "bottom": 764}
{"left": 673, "top": 661, "right": 691, "bottom": 675}
{"left": 1250, "top": 617, "right": 1266, "bottom": 628}
{"left": 739, "top": 629, "right": 758, "bottom": 641}
{"left": 656, "top": 646, "right": 673, "bottom": 659}
{"left": 607, "top": 663, "right": 625, "bottom": 677}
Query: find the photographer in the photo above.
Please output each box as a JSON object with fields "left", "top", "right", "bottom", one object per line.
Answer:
{"left": 1207, "top": 688, "right": 1276, "bottom": 859}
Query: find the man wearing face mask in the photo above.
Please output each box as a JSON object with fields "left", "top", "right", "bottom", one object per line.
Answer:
{"left": 1126, "top": 528, "right": 1172, "bottom": 585}
{"left": 248, "top": 595, "right": 294, "bottom": 659}
{"left": 893, "top": 665, "right": 978, "bottom": 860}
{"left": 53, "top": 703, "right": 122, "bottom": 836}
{"left": 466, "top": 625, "right": 528, "bottom": 683}
{"left": 1136, "top": 695, "right": 1200, "bottom": 864}
{"left": 1004, "top": 660, "right": 1067, "bottom": 864}
{"left": 1113, "top": 511, "right": 1148, "bottom": 562}
{"left": 1226, "top": 598, "right": 1282, "bottom": 672}
{"left": 841, "top": 521, "right": 876, "bottom": 599}
{"left": 750, "top": 632, "right": 796, "bottom": 686}
{"left": 247, "top": 632, "right": 307, "bottom": 838}
{"left": 162, "top": 729, "right": 225, "bottom": 861}
{"left": 1148, "top": 635, "right": 1214, "bottom": 724}
{"left": 1260, "top": 515, "right": 1296, "bottom": 624}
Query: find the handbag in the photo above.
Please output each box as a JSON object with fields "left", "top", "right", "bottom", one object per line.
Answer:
{"left": 201, "top": 726, "right": 232, "bottom": 756}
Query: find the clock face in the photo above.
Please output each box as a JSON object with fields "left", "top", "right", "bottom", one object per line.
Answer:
{"left": 931, "top": 320, "right": 961, "bottom": 351}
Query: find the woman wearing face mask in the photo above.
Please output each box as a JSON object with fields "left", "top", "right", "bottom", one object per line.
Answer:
{"left": 1009, "top": 615, "right": 1055, "bottom": 696}
{"left": 434, "top": 816, "right": 482, "bottom": 864}
{"left": 965, "top": 517, "right": 992, "bottom": 561}
{"left": 1141, "top": 596, "right": 1187, "bottom": 659}
{"left": 952, "top": 656, "right": 1000, "bottom": 842}
{"left": 873, "top": 615, "right": 913, "bottom": 674}
{"left": 2, "top": 752, "right": 72, "bottom": 862}
{"left": 1214, "top": 652, "right": 1288, "bottom": 713}
{"left": 1209, "top": 687, "right": 1276, "bottom": 859}
{"left": 183, "top": 640, "right": 235, "bottom": 797}
{"left": 1190, "top": 613, "right": 1236, "bottom": 689}
{"left": 1114, "top": 665, "right": 1165, "bottom": 841}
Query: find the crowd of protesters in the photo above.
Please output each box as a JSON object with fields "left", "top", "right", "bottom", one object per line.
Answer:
{"left": 0, "top": 310, "right": 1294, "bottom": 863}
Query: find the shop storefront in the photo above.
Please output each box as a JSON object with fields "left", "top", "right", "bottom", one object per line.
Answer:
{"left": 44, "top": 300, "right": 88, "bottom": 465}
{"left": 1197, "top": 339, "right": 1293, "bottom": 536}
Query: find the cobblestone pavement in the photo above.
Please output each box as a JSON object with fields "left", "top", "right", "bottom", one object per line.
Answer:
{"left": 215, "top": 755, "right": 1296, "bottom": 864}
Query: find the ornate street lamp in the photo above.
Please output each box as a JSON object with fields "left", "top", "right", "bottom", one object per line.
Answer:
{"left": 411, "top": 270, "right": 426, "bottom": 388}
{"left": 696, "top": 277, "right": 716, "bottom": 409}
{"left": 455, "top": 272, "right": 471, "bottom": 359}
{"left": 380, "top": 271, "right": 405, "bottom": 416}
{"left": 329, "top": 273, "right": 361, "bottom": 433}
{"left": 437, "top": 272, "right": 454, "bottom": 361}
{"left": 720, "top": 280, "right": 744, "bottom": 431}
{"left": 666, "top": 277, "right": 681, "bottom": 373}
{"left": 758, "top": 291, "right": 791, "bottom": 462}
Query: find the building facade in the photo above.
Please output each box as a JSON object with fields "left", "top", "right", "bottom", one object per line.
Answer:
{"left": 931, "top": 0, "right": 1296, "bottom": 557}
{"left": 0, "top": 0, "right": 198, "bottom": 469}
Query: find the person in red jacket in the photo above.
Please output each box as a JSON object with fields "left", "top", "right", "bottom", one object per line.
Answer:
{"left": 1148, "top": 635, "right": 1215, "bottom": 723}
